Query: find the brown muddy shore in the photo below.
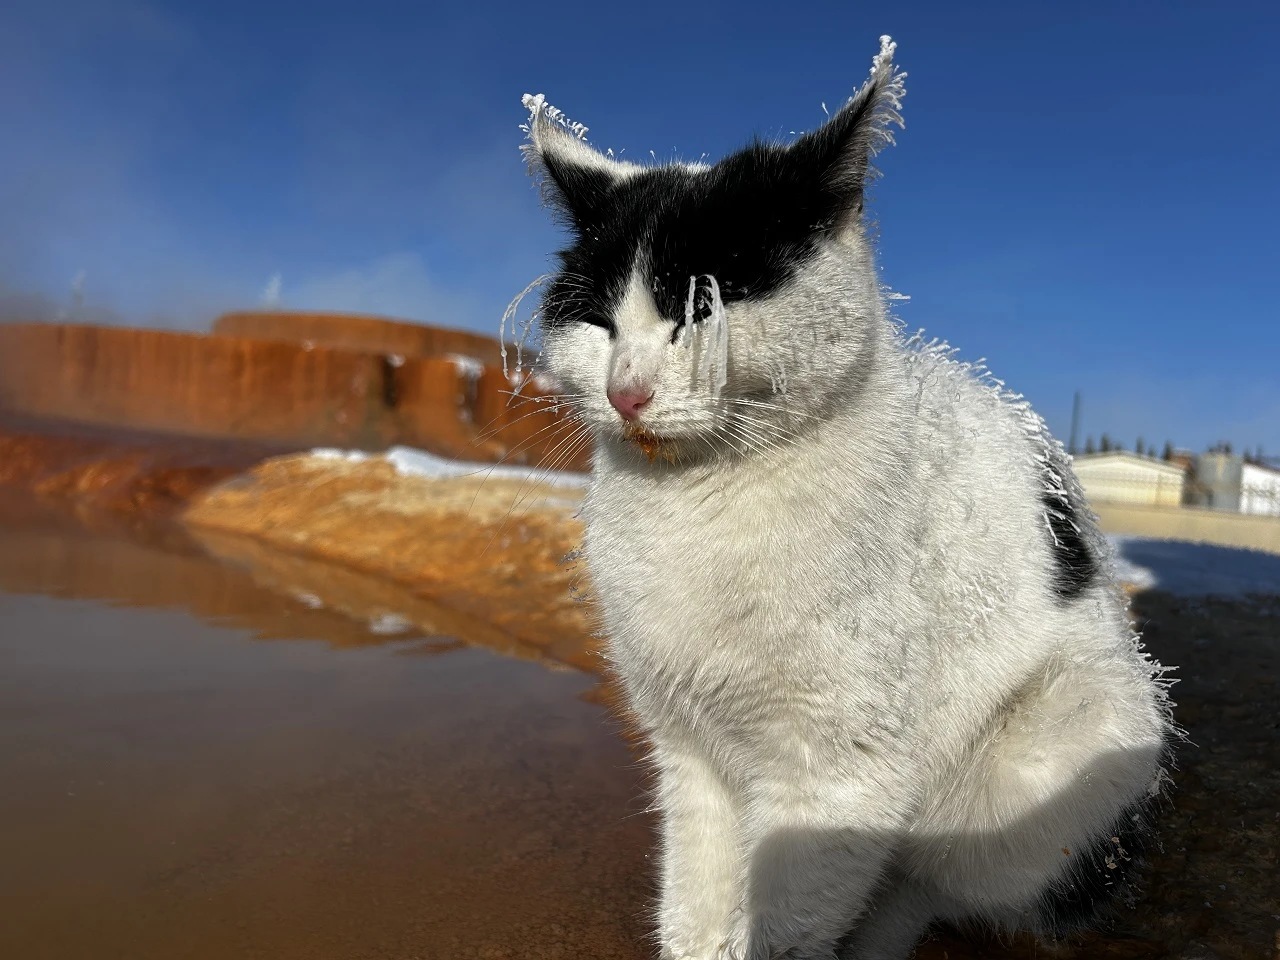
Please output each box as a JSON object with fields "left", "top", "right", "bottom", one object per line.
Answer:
{"left": 0, "top": 418, "right": 1277, "bottom": 960}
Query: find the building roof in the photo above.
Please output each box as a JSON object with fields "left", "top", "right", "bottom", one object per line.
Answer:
{"left": 1072, "top": 451, "right": 1187, "bottom": 477}
{"left": 1242, "top": 459, "right": 1280, "bottom": 478}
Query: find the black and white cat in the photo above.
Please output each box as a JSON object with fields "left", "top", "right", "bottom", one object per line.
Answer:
{"left": 520, "top": 37, "right": 1173, "bottom": 960}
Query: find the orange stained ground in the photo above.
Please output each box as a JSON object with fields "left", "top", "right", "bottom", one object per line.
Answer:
{"left": 0, "top": 504, "right": 653, "bottom": 960}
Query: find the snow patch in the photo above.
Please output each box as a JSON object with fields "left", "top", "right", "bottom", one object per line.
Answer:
{"left": 446, "top": 354, "right": 484, "bottom": 380}
{"left": 383, "top": 446, "right": 587, "bottom": 488}
{"left": 307, "top": 445, "right": 587, "bottom": 488}
{"left": 310, "top": 448, "right": 370, "bottom": 462}
{"left": 368, "top": 613, "right": 415, "bottom": 636}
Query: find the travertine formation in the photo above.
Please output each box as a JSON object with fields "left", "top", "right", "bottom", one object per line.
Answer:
{"left": 184, "top": 452, "right": 599, "bottom": 672}
{"left": 0, "top": 313, "right": 588, "bottom": 469}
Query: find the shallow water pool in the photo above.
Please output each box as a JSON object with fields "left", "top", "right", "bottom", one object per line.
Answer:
{"left": 0, "top": 514, "right": 652, "bottom": 960}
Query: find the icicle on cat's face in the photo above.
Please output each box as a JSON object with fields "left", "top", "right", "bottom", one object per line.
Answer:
{"left": 520, "top": 70, "right": 903, "bottom": 462}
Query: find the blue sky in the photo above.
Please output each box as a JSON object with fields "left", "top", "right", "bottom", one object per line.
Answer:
{"left": 1, "top": 0, "right": 1277, "bottom": 453}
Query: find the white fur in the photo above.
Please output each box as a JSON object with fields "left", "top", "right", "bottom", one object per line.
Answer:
{"left": 527, "top": 47, "right": 1172, "bottom": 960}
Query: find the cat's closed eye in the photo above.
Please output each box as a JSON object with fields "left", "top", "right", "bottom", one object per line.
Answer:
{"left": 576, "top": 314, "right": 614, "bottom": 335}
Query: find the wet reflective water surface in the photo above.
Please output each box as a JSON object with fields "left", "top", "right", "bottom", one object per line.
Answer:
{"left": 0, "top": 504, "right": 652, "bottom": 960}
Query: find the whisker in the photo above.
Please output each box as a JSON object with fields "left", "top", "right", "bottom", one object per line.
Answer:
{"left": 499, "top": 274, "right": 552, "bottom": 376}
{"left": 474, "top": 401, "right": 585, "bottom": 445}
{"left": 492, "top": 423, "right": 593, "bottom": 532}
{"left": 464, "top": 416, "right": 582, "bottom": 515}
{"left": 721, "top": 419, "right": 783, "bottom": 461}
{"left": 721, "top": 397, "right": 821, "bottom": 422}
{"left": 478, "top": 412, "right": 583, "bottom": 465}
{"left": 475, "top": 422, "right": 589, "bottom": 549}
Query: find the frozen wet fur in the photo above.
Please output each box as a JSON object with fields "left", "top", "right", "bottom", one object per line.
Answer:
{"left": 520, "top": 35, "right": 1174, "bottom": 960}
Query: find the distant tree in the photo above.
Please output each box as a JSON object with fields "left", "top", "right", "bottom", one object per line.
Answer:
{"left": 1224, "top": 442, "right": 1233, "bottom": 455}
{"left": 1162, "top": 441, "right": 1175, "bottom": 461}
{"left": 1085, "top": 436, "right": 1096, "bottom": 455}
{"left": 1136, "top": 437, "right": 1146, "bottom": 456}
{"left": 1100, "top": 434, "right": 1112, "bottom": 452}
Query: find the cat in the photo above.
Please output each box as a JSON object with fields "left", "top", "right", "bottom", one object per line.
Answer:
{"left": 519, "top": 36, "right": 1173, "bottom": 960}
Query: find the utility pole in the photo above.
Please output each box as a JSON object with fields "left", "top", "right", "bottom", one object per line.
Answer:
{"left": 1067, "top": 391, "right": 1082, "bottom": 456}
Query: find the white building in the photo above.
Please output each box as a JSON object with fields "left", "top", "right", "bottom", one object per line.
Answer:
{"left": 1072, "top": 451, "right": 1186, "bottom": 507}
{"left": 1240, "top": 461, "right": 1280, "bottom": 516}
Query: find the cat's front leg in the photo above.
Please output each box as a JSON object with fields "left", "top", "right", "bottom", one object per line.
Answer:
{"left": 733, "top": 774, "right": 914, "bottom": 960}
{"left": 652, "top": 742, "right": 745, "bottom": 960}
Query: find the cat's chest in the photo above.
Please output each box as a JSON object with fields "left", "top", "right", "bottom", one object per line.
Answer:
{"left": 584, "top": 471, "right": 849, "bottom": 673}
{"left": 583, "top": 463, "right": 925, "bottom": 757}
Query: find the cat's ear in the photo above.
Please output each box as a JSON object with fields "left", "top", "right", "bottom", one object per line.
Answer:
{"left": 790, "top": 35, "right": 906, "bottom": 216}
{"left": 521, "top": 94, "right": 635, "bottom": 223}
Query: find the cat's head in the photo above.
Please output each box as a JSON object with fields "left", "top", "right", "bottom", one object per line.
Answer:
{"left": 523, "top": 37, "right": 905, "bottom": 466}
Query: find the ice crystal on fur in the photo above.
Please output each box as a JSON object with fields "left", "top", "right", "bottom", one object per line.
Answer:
{"left": 679, "top": 274, "right": 729, "bottom": 396}
{"left": 682, "top": 276, "right": 697, "bottom": 350}
{"left": 704, "top": 276, "right": 728, "bottom": 396}
{"left": 520, "top": 92, "right": 589, "bottom": 140}
{"left": 498, "top": 273, "right": 549, "bottom": 380}
{"left": 518, "top": 35, "right": 1173, "bottom": 960}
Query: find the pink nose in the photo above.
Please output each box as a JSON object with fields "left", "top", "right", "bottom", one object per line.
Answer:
{"left": 607, "top": 387, "right": 654, "bottom": 421}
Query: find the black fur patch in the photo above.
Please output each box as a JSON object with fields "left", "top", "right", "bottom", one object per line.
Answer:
{"left": 1036, "top": 794, "right": 1156, "bottom": 937}
{"left": 538, "top": 77, "right": 894, "bottom": 335}
{"left": 1041, "top": 493, "right": 1098, "bottom": 601}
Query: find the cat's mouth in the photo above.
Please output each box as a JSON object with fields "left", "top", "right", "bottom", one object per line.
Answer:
{"left": 621, "top": 423, "right": 678, "bottom": 464}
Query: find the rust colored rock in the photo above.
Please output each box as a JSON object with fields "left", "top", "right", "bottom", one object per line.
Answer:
{"left": 389, "top": 355, "right": 496, "bottom": 460}
{"left": 0, "top": 324, "right": 392, "bottom": 447}
{"left": 471, "top": 366, "right": 592, "bottom": 471}
{"left": 0, "top": 414, "right": 288, "bottom": 516}
{"left": 0, "top": 322, "right": 591, "bottom": 468}
{"left": 183, "top": 452, "right": 599, "bottom": 672}
{"left": 213, "top": 310, "right": 504, "bottom": 366}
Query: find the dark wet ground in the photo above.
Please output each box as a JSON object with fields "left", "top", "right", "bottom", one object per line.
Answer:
{"left": 0, "top": 502, "right": 653, "bottom": 960}
{"left": 1, "top": 492, "right": 1277, "bottom": 960}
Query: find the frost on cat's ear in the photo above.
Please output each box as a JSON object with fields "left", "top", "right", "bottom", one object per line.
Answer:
{"left": 791, "top": 35, "right": 907, "bottom": 214}
{"left": 521, "top": 93, "right": 635, "bottom": 222}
